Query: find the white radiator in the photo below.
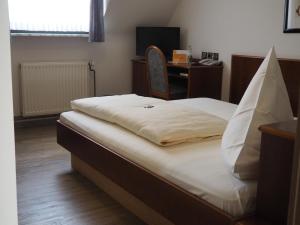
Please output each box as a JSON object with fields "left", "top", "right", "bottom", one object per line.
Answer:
{"left": 20, "top": 62, "right": 92, "bottom": 117}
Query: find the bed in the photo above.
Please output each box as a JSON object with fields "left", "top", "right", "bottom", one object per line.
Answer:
{"left": 57, "top": 55, "right": 300, "bottom": 225}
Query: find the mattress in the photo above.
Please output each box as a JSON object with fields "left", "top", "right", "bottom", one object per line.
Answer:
{"left": 60, "top": 98, "right": 257, "bottom": 217}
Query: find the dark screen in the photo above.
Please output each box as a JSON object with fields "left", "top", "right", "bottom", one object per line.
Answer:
{"left": 136, "top": 27, "right": 180, "bottom": 59}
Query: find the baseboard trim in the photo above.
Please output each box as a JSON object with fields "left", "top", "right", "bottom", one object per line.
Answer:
{"left": 14, "top": 115, "right": 59, "bottom": 128}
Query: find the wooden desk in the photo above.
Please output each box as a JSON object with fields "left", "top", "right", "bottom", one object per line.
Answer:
{"left": 132, "top": 59, "right": 223, "bottom": 99}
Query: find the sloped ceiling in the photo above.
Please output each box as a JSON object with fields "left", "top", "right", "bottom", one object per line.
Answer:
{"left": 105, "top": 0, "right": 180, "bottom": 33}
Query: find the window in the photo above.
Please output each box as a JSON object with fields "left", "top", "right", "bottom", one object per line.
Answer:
{"left": 8, "top": 0, "right": 90, "bottom": 35}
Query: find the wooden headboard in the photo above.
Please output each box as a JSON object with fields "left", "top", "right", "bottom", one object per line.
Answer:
{"left": 230, "top": 55, "right": 300, "bottom": 116}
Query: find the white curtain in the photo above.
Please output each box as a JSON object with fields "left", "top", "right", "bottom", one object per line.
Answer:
{"left": 8, "top": 0, "right": 90, "bottom": 33}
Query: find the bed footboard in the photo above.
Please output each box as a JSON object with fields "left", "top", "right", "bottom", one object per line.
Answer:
{"left": 71, "top": 154, "right": 173, "bottom": 225}
{"left": 57, "top": 121, "right": 237, "bottom": 225}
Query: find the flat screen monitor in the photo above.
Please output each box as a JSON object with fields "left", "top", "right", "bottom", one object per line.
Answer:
{"left": 136, "top": 26, "right": 180, "bottom": 59}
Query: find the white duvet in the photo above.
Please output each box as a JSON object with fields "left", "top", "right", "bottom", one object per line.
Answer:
{"left": 71, "top": 94, "right": 227, "bottom": 146}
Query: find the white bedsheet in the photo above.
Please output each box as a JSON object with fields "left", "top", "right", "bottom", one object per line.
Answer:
{"left": 60, "top": 98, "right": 257, "bottom": 217}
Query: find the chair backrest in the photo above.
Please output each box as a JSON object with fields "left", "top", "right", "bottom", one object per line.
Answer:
{"left": 145, "top": 46, "right": 169, "bottom": 100}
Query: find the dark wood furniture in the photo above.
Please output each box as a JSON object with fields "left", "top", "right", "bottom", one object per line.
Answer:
{"left": 229, "top": 55, "right": 300, "bottom": 225}
{"left": 257, "top": 121, "right": 297, "bottom": 225}
{"left": 57, "top": 55, "right": 300, "bottom": 225}
{"left": 235, "top": 217, "right": 271, "bottom": 225}
{"left": 57, "top": 121, "right": 236, "bottom": 225}
{"left": 145, "top": 46, "right": 187, "bottom": 100}
{"left": 237, "top": 120, "right": 298, "bottom": 225}
{"left": 288, "top": 93, "right": 300, "bottom": 225}
{"left": 132, "top": 58, "right": 223, "bottom": 100}
{"left": 230, "top": 55, "right": 300, "bottom": 115}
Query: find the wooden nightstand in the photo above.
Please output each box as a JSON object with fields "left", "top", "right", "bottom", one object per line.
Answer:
{"left": 236, "top": 120, "right": 297, "bottom": 225}
{"left": 257, "top": 120, "right": 297, "bottom": 225}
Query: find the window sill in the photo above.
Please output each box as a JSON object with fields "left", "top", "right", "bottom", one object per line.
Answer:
{"left": 10, "top": 32, "right": 89, "bottom": 38}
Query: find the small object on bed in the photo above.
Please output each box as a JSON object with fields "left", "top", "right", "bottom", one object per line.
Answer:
{"left": 144, "top": 105, "right": 154, "bottom": 109}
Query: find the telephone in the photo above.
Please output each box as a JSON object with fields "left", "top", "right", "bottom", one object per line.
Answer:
{"left": 199, "top": 59, "right": 221, "bottom": 66}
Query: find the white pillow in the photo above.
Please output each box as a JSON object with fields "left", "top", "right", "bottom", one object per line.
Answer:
{"left": 221, "top": 47, "right": 294, "bottom": 180}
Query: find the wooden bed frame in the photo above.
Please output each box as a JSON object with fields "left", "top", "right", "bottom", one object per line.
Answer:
{"left": 230, "top": 55, "right": 300, "bottom": 116}
{"left": 57, "top": 55, "right": 300, "bottom": 225}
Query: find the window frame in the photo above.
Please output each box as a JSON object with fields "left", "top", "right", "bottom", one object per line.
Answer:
{"left": 9, "top": 0, "right": 108, "bottom": 37}
{"left": 10, "top": 29, "right": 89, "bottom": 37}
{"left": 8, "top": 0, "right": 94, "bottom": 37}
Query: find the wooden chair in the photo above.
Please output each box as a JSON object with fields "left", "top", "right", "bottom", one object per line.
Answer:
{"left": 145, "top": 45, "right": 187, "bottom": 100}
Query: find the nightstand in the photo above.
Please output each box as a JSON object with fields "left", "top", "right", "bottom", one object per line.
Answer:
{"left": 236, "top": 120, "right": 297, "bottom": 225}
{"left": 257, "top": 120, "right": 297, "bottom": 225}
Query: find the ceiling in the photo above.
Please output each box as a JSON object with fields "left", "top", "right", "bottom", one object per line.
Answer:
{"left": 105, "top": 0, "right": 180, "bottom": 33}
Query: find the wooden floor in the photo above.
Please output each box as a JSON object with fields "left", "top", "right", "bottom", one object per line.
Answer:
{"left": 15, "top": 125, "right": 145, "bottom": 225}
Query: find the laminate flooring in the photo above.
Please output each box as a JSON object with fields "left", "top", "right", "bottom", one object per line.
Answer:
{"left": 15, "top": 125, "right": 145, "bottom": 225}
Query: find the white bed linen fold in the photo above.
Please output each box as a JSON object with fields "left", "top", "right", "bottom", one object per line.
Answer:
{"left": 60, "top": 98, "right": 257, "bottom": 217}
{"left": 71, "top": 95, "right": 227, "bottom": 146}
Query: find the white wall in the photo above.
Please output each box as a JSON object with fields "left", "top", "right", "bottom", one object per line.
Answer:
{"left": 11, "top": 33, "right": 135, "bottom": 116}
{"left": 169, "top": 0, "right": 300, "bottom": 100}
{"left": 0, "top": 0, "right": 18, "bottom": 224}
{"left": 11, "top": 0, "right": 179, "bottom": 116}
